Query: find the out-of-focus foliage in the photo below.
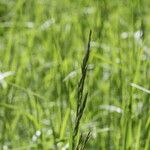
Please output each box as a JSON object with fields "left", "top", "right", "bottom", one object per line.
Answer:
{"left": 0, "top": 0, "right": 149, "bottom": 149}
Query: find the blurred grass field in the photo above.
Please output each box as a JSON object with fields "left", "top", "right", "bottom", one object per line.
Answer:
{"left": 0, "top": 0, "right": 150, "bottom": 149}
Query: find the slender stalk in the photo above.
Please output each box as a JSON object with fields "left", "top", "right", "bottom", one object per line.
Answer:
{"left": 72, "top": 30, "right": 92, "bottom": 149}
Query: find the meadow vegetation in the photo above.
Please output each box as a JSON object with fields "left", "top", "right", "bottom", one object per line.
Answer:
{"left": 0, "top": 0, "right": 150, "bottom": 149}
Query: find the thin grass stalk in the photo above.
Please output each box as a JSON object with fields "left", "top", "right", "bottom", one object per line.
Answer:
{"left": 72, "top": 30, "right": 92, "bottom": 149}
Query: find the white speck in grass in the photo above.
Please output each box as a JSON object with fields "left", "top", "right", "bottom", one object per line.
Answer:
{"left": 0, "top": 71, "right": 15, "bottom": 81}
{"left": 115, "top": 58, "right": 120, "bottom": 64}
{"left": 32, "top": 130, "right": 41, "bottom": 142}
{"left": 91, "top": 127, "right": 111, "bottom": 139}
{"left": 26, "top": 22, "right": 34, "bottom": 28}
{"left": 130, "top": 83, "right": 150, "bottom": 94}
{"left": 135, "top": 102, "right": 143, "bottom": 116}
{"left": 35, "top": 130, "right": 41, "bottom": 137}
{"left": 62, "top": 143, "right": 69, "bottom": 150}
{"left": 98, "top": 127, "right": 111, "bottom": 133}
{"left": 47, "top": 129, "right": 52, "bottom": 136}
{"left": 40, "top": 18, "right": 55, "bottom": 30}
{"left": 83, "top": 7, "right": 95, "bottom": 14}
{"left": 32, "top": 135, "right": 37, "bottom": 142}
{"left": 102, "top": 70, "right": 110, "bottom": 81}
{"left": 134, "top": 30, "right": 143, "bottom": 40}
{"left": 99, "top": 105, "right": 123, "bottom": 113}
{"left": 63, "top": 70, "right": 77, "bottom": 82}
{"left": 91, "top": 41, "right": 100, "bottom": 48}
{"left": 87, "top": 64, "right": 95, "bottom": 70}
{"left": 42, "top": 119, "right": 50, "bottom": 125}
{"left": 120, "top": 32, "right": 129, "bottom": 39}
{"left": 2, "top": 21, "right": 13, "bottom": 28}
{"left": 3, "top": 145, "right": 8, "bottom": 150}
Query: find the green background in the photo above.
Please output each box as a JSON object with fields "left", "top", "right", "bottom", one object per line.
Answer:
{"left": 0, "top": 0, "right": 150, "bottom": 149}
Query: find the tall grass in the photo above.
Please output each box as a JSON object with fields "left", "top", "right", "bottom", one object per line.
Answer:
{"left": 0, "top": 0, "right": 150, "bottom": 149}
